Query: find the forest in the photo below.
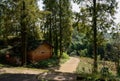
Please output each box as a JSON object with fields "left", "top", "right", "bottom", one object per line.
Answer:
{"left": 0, "top": 0, "right": 120, "bottom": 80}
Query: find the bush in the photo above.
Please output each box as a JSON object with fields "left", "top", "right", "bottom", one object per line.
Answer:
{"left": 76, "top": 72, "right": 120, "bottom": 81}
{"left": 80, "top": 49, "right": 87, "bottom": 57}
{"left": 100, "top": 67, "right": 110, "bottom": 77}
{"left": 117, "top": 65, "right": 120, "bottom": 77}
{"left": 27, "top": 58, "right": 58, "bottom": 68}
{"left": 61, "top": 52, "right": 69, "bottom": 59}
{"left": 60, "top": 52, "right": 69, "bottom": 64}
{"left": 70, "top": 50, "right": 77, "bottom": 56}
{"left": 0, "top": 48, "right": 8, "bottom": 63}
{"left": 76, "top": 73, "right": 102, "bottom": 81}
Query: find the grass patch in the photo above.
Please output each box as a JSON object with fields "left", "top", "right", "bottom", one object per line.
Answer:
{"left": 76, "top": 72, "right": 120, "bottom": 81}
{"left": 76, "top": 57, "right": 116, "bottom": 75}
{"left": 76, "top": 57, "right": 120, "bottom": 81}
{"left": 76, "top": 57, "right": 93, "bottom": 74}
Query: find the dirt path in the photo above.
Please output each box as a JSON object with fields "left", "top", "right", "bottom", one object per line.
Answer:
{"left": 0, "top": 67, "right": 46, "bottom": 74}
{"left": 37, "top": 57, "right": 80, "bottom": 80}
{"left": 0, "top": 67, "right": 46, "bottom": 81}
{"left": 0, "top": 57, "right": 80, "bottom": 81}
{"left": 56, "top": 57, "right": 80, "bottom": 73}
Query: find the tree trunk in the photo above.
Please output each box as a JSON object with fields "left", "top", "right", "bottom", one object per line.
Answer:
{"left": 59, "top": 0, "right": 63, "bottom": 63}
{"left": 49, "top": 15, "right": 52, "bottom": 45}
{"left": 21, "top": 0, "right": 27, "bottom": 66}
{"left": 93, "top": 0, "right": 98, "bottom": 73}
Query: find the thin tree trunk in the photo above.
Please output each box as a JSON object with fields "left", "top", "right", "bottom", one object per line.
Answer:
{"left": 21, "top": 0, "right": 27, "bottom": 66}
{"left": 59, "top": 0, "right": 63, "bottom": 62}
{"left": 49, "top": 15, "right": 52, "bottom": 45}
{"left": 93, "top": 0, "right": 98, "bottom": 73}
{"left": 54, "top": 15, "right": 58, "bottom": 57}
{"left": 3, "top": 25, "right": 8, "bottom": 46}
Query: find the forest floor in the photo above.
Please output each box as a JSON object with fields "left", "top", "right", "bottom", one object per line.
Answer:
{"left": 0, "top": 56, "right": 80, "bottom": 81}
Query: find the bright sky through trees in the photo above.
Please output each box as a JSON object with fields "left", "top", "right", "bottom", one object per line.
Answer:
{"left": 38, "top": 0, "right": 120, "bottom": 24}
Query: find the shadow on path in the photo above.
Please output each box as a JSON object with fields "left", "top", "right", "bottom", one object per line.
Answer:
{"left": 37, "top": 71, "right": 77, "bottom": 81}
{"left": 0, "top": 73, "right": 38, "bottom": 81}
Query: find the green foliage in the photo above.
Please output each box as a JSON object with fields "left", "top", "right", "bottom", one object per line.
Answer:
{"left": 76, "top": 70, "right": 120, "bottom": 81}
{"left": 61, "top": 52, "right": 69, "bottom": 59}
{"left": 60, "top": 52, "right": 70, "bottom": 63}
{"left": 0, "top": 46, "right": 12, "bottom": 63}
{"left": 76, "top": 73, "right": 102, "bottom": 81}
{"left": 100, "top": 67, "right": 110, "bottom": 77}
{"left": 43, "top": 0, "right": 73, "bottom": 57}
{"left": 0, "top": 0, "right": 119, "bottom": 77}
{"left": 28, "top": 58, "right": 58, "bottom": 68}
{"left": 76, "top": 57, "right": 120, "bottom": 80}
{"left": 117, "top": 66, "right": 120, "bottom": 77}
{"left": 76, "top": 58, "right": 92, "bottom": 74}
{"left": 80, "top": 49, "right": 87, "bottom": 57}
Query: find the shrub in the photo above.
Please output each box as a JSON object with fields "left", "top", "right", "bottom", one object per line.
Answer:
{"left": 100, "top": 67, "right": 110, "bottom": 77}
{"left": 27, "top": 58, "right": 58, "bottom": 68}
{"left": 70, "top": 50, "right": 77, "bottom": 56}
{"left": 76, "top": 73, "right": 101, "bottom": 81}
{"left": 61, "top": 52, "right": 69, "bottom": 59}
{"left": 60, "top": 52, "right": 69, "bottom": 64}
{"left": 0, "top": 48, "right": 8, "bottom": 63}
{"left": 117, "top": 65, "right": 120, "bottom": 77}
{"left": 80, "top": 49, "right": 87, "bottom": 57}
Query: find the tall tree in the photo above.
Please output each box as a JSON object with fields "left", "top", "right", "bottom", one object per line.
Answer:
{"left": 20, "top": 0, "right": 45, "bottom": 65}
{"left": 59, "top": 0, "right": 62, "bottom": 59}
{"left": 60, "top": 0, "right": 73, "bottom": 52}
{"left": 0, "top": 0, "right": 44, "bottom": 65}
{"left": 42, "top": 0, "right": 59, "bottom": 57}
{"left": 73, "top": 0, "right": 118, "bottom": 73}
{"left": 93, "top": 0, "right": 97, "bottom": 73}
{"left": 20, "top": 0, "right": 27, "bottom": 66}
{"left": 43, "top": 0, "right": 73, "bottom": 59}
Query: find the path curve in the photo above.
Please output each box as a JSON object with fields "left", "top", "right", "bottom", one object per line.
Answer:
{"left": 37, "top": 56, "right": 80, "bottom": 80}
{"left": 0, "top": 56, "right": 80, "bottom": 81}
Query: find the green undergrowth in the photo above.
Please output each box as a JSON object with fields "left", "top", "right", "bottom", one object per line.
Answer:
{"left": 76, "top": 72, "right": 120, "bottom": 81}
{"left": 27, "top": 58, "right": 58, "bottom": 68}
{"left": 60, "top": 52, "right": 70, "bottom": 64}
{"left": 76, "top": 57, "right": 120, "bottom": 81}
{"left": 0, "top": 64, "right": 4, "bottom": 67}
